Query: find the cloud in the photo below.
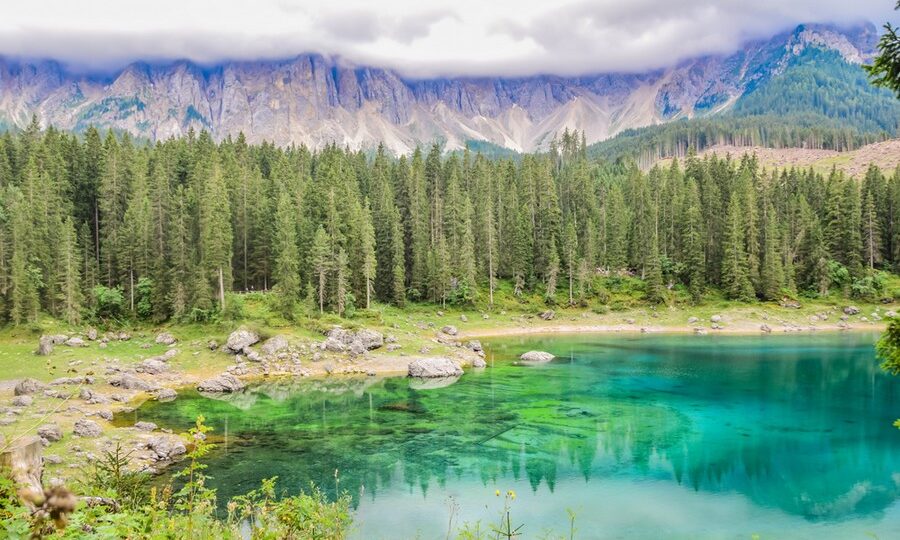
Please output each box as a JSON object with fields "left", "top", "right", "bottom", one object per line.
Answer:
{"left": 0, "top": 0, "right": 895, "bottom": 77}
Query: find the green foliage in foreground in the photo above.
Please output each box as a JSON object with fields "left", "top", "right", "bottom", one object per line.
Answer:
{"left": 0, "top": 417, "right": 353, "bottom": 539}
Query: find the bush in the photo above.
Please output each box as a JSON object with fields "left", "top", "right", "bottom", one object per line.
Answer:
{"left": 91, "top": 285, "right": 125, "bottom": 321}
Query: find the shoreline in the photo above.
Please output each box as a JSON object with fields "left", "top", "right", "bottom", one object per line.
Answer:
{"left": 465, "top": 322, "right": 887, "bottom": 339}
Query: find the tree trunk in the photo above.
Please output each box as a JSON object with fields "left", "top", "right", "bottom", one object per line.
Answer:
{"left": 218, "top": 267, "right": 226, "bottom": 311}
{"left": 130, "top": 269, "right": 134, "bottom": 311}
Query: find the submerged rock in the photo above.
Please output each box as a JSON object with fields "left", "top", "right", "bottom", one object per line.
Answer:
{"left": 519, "top": 351, "right": 555, "bottom": 364}
{"left": 407, "top": 358, "right": 463, "bottom": 378}
{"left": 409, "top": 376, "right": 460, "bottom": 390}
{"left": 197, "top": 374, "right": 245, "bottom": 393}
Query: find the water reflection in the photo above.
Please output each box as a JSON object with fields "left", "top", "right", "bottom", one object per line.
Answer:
{"left": 132, "top": 333, "right": 900, "bottom": 530}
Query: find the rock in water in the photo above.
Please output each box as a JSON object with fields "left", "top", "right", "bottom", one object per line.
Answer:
{"left": 197, "top": 374, "right": 245, "bottom": 393}
{"left": 155, "top": 332, "right": 177, "bottom": 345}
{"left": 408, "top": 358, "right": 463, "bottom": 378}
{"left": 519, "top": 351, "right": 555, "bottom": 364}
{"left": 473, "top": 357, "right": 487, "bottom": 368}
{"left": 224, "top": 328, "right": 260, "bottom": 354}
{"left": 73, "top": 419, "right": 102, "bottom": 438}
{"left": 260, "top": 335, "right": 289, "bottom": 356}
{"left": 14, "top": 378, "right": 45, "bottom": 396}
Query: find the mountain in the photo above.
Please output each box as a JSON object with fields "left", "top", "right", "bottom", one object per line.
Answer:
{"left": 0, "top": 23, "right": 891, "bottom": 154}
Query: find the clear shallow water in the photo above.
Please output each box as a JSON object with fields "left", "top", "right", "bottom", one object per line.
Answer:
{"left": 124, "top": 333, "right": 900, "bottom": 539}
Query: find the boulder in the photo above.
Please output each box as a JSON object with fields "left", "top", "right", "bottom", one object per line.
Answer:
{"left": 466, "top": 340, "right": 483, "bottom": 353}
{"left": 146, "top": 436, "right": 186, "bottom": 461}
{"left": 779, "top": 298, "right": 802, "bottom": 309}
{"left": 37, "top": 335, "right": 55, "bottom": 356}
{"left": 472, "top": 357, "right": 487, "bottom": 368}
{"left": 155, "top": 332, "right": 177, "bottom": 346}
{"left": 224, "top": 328, "right": 260, "bottom": 354}
{"left": 844, "top": 306, "right": 861, "bottom": 315}
{"left": 50, "top": 376, "right": 94, "bottom": 386}
{"left": 761, "top": 324, "right": 772, "bottom": 333}
{"left": 208, "top": 340, "right": 219, "bottom": 351}
{"left": 710, "top": 315, "right": 722, "bottom": 323}
{"left": 14, "top": 378, "right": 45, "bottom": 396}
{"left": 441, "top": 325, "right": 458, "bottom": 336}
{"left": 79, "top": 388, "right": 109, "bottom": 404}
{"left": 136, "top": 359, "right": 169, "bottom": 375}
{"left": 407, "top": 358, "right": 463, "bottom": 378}
{"left": 539, "top": 310, "right": 555, "bottom": 321}
{"left": 133, "top": 421, "right": 157, "bottom": 432}
{"left": 154, "top": 388, "right": 177, "bottom": 401}
{"left": 322, "top": 337, "right": 346, "bottom": 353}
{"left": 12, "top": 395, "right": 33, "bottom": 407}
{"left": 519, "top": 351, "right": 555, "bottom": 364}
{"left": 73, "top": 419, "right": 102, "bottom": 438}
{"left": 260, "top": 335, "right": 289, "bottom": 356}
{"left": 197, "top": 374, "right": 245, "bottom": 393}
{"left": 355, "top": 329, "right": 384, "bottom": 350}
{"left": 887, "top": 311, "right": 897, "bottom": 319}
{"left": 109, "top": 373, "right": 160, "bottom": 392}
{"left": 687, "top": 316, "right": 699, "bottom": 325}
{"left": 86, "top": 328, "right": 98, "bottom": 341}
{"left": 460, "top": 314, "right": 468, "bottom": 322}
{"left": 65, "top": 337, "right": 86, "bottom": 347}
{"left": 349, "top": 340, "right": 366, "bottom": 356}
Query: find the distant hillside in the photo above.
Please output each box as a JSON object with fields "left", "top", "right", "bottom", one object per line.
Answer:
{"left": 0, "top": 23, "right": 890, "bottom": 154}
{"left": 656, "top": 139, "right": 900, "bottom": 178}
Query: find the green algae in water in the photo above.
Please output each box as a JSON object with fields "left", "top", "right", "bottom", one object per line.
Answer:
{"left": 129, "top": 333, "right": 900, "bottom": 539}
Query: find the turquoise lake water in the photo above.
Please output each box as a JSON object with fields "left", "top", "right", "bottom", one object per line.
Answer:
{"left": 127, "top": 333, "right": 900, "bottom": 539}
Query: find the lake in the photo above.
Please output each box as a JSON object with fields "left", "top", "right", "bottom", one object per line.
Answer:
{"left": 125, "top": 333, "right": 900, "bottom": 539}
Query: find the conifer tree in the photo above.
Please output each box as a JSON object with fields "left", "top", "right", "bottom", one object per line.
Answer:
{"left": 272, "top": 190, "right": 300, "bottom": 319}
{"left": 361, "top": 201, "right": 377, "bottom": 309}
{"left": 721, "top": 197, "right": 755, "bottom": 301}
{"left": 310, "top": 225, "right": 330, "bottom": 315}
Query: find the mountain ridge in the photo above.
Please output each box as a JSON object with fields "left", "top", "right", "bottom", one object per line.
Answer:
{"left": 0, "top": 22, "right": 884, "bottom": 154}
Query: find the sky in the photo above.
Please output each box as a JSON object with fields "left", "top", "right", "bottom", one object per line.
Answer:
{"left": 0, "top": 0, "right": 896, "bottom": 77}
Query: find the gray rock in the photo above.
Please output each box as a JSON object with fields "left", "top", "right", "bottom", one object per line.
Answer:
{"left": 322, "top": 337, "right": 346, "bottom": 352}
{"left": 50, "top": 376, "right": 94, "bottom": 386}
{"left": 37, "top": 335, "right": 55, "bottom": 356}
{"left": 761, "top": 324, "right": 772, "bottom": 333}
{"left": 224, "top": 328, "right": 260, "bottom": 354}
{"left": 472, "top": 357, "right": 487, "bottom": 368}
{"left": 14, "top": 378, "right": 44, "bottom": 396}
{"left": 466, "top": 340, "right": 483, "bottom": 353}
{"left": 44, "top": 454, "right": 62, "bottom": 465}
{"left": 109, "top": 373, "right": 160, "bottom": 392}
{"left": 134, "top": 421, "right": 157, "bottom": 432}
{"left": 65, "top": 337, "right": 86, "bottom": 347}
{"left": 887, "top": 311, "right": 898, "bottom": 318}
{"left": 694, "top": 328, "right": 708, "bottom": 335}
{"left": 154, "top": 388, "right": 177, "bottom": 401}
{"left": 519, "top": 351, "right": 555, "bottom": 364}
{"left": 95, "top": 410, "right": 113, "bottom": 421}
{"left": 349, "top": 340, "right": 366, "bottom": 356}
{"left": 687, "top": 316, "right": 699, "bottom": 325}
{"left": 441, "top": 325, "right": 458, "bottom": 336}
{"left": 208, "top": 340, "right": 219, "bottom": 351}
{"left": 73, "top": 419, "right": 102, "bottom": 438}
{"left": 12, "top": 395, "right": 33, "bottom": 407}
{"left": 197, "top": 374, "right": 245, "bottom": 393}
{"left": 155, "top": 332, "right": 177, "bottom": 345}
{"left": 844, "top": 306, "right": 860, "bottom": 315}
{"left": 146, "top": 436, "right": 186, "bottom": 461}
{"left": 539, "top": 310, "right": 555, "bottom": 321}
{"left": 460, "top": 314, "right": 468, "bottom": 322}
{"left": 86, "top": 328, "right": 98, "bottom": 341}
{"left": 79, "top": 388, "right": 109, "bottom": 404}
{"left": 409, "top": 376, "right": 460, "bottom": 390}
{"left": 355, "top": 329, "right": 384, "bottom": 350}
{"left": 260, "top": 335, "right": 289, "bottom": 356}
{"left": 386, "top": 343, "right": 402, "bottom": 352}
{"left": 136, "top": 359, "right": 169, "bottom": 375}
{"left": 710, "top": 315, "right": 722, "bottom": 323}
{"left": 407, "top": 358, "right": 463, "bottom": 378}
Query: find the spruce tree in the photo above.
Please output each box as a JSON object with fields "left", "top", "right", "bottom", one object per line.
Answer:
{"left": 721, "top": 197, "right": 755, "bottom": 301}
{"left": 272, "top": 191, "right": 300, "bottom": 319}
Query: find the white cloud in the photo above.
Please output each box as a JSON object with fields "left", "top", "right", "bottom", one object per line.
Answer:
{"left": 0, "top": 0, "right": 895, "bottom": 76}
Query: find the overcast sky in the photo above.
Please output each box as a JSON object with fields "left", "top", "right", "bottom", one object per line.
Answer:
{"left": 0, "top": 0, "right": 896, "bottom": 77}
